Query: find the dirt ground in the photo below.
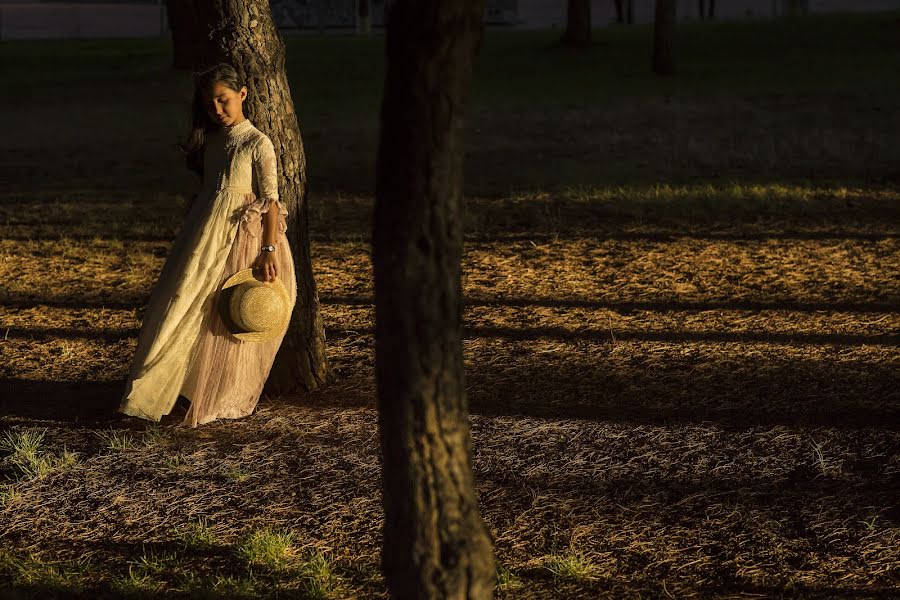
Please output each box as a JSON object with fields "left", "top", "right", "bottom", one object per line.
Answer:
{"left": 0, "top": 186, "right": 898, "bottom": 598}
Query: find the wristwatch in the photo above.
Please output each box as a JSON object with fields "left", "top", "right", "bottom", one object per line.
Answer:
{"left": 261, "top": 244, "right": 276, "bottom": 253}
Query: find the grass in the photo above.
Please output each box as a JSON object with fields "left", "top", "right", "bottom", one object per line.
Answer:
{"left": 161, "top": 453, "right": 189, "bottom": 470}
{"left": 236, "top": 528, "right": 297, "bottom": 571}
{"left": 175, "top": 517, "right": 218, "bottom": 550}
{"left": 542, "top": 549, "right": 599, "bottom": 581}
{"left": 109, "top": 547, "right": 181, "bottom": 596}
{"left": 0, "top": 548, "right": 91, "bottom": 595}
{"left": 222, "top": 467, "right": 252, "bottom": 482}
{"left": 1, "top": 12, "right": 899, "bottom": 198}
{"left": 110, "top": 564, "right": 166, "bottom": 597}
{"left": 0, "top": 428, "right": 78, "bottom": 481}
{"left": 495, "top": 564, "right": 523, "bottom": 591}
{"left": 140, "top": 426, "right": 170, "bottom": 448}
{"left": 94, "top": 428, "right": 136, "bottom": 451}
{"left": 0, "top": 11, "right": 898, "bottom": 600}
{"left": 296, "top": 550, "right": 340, "bottom": 598}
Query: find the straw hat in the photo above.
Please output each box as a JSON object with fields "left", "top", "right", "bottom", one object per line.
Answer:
{"left": 219, "top": 268, "right": 291, "bottom": 342}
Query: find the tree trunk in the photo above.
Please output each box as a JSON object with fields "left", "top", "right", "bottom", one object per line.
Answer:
{"left": 165, "top": 0, "right": 210, "bottom": 69}
{"left": 786, "top": 0, "right": 809, "bottom": 16}
{"left": 613, "top": 0, "right": 624, "bottom": 24}
{"left": 652, "top": 0, "right": 677, "bottom": 76}
{"left": 626, "top": 0, "right": 634, "bottom": 24}
{"left": 561, "top": 0, "right": 591, "bottom": 47}
{"left": 358, "top": 0, "right": 371, "bottom": 34}
{"left": 372, "top": 0, "right": 495, "bottom": 597}
{"left": 698, "top": 0, "right": 705, "bottom": 19}
{"left": 179, "top": 0, "right": 329, "bottom": 392}
{"left": 709, "top": 0, "right": 715, "bottom": 18}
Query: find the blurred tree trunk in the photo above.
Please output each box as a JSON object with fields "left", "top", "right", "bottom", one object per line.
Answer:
{"left": 709, "top": 0, "right": 715, "bottom": 18}
{"left": 165, "top": 0, "right": 209, "bottom": 69}
{"left": 698, "top": 0, "right": 705, "bottom": 19}
{"left": 626, "top": 0, "right": 634, "bottom": 24}
{"left": 358, "top": 0, "right": 371, "bottom": 33}
{"left": 613, "top": 0, "right": 624, "bottom": 24}
{"left": 785, "top": 0, "right": 809, "bottom": 16}
{"left": 372, "top": 0, "right": 495, "bottom": 596}
{"left": 562, "top": 0, "right": 591, "bottom": 47}
{"left": 170, "top": 0, "right": 330, "bottom": 392}
{"left": 652, "top": 0, "right": 677, "bottom": 76}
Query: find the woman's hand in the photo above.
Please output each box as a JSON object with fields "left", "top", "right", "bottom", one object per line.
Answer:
{"left": 251, "top": 251, "right": 278, "bottom": 283}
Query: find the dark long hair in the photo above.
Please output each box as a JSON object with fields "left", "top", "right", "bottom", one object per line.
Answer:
{"left": 177, "top": 62, "right": 252, "bottom": 177}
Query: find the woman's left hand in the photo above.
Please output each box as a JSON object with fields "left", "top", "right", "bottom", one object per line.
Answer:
{"left": 251, "top": 251, "right": 278, "bottom": 283}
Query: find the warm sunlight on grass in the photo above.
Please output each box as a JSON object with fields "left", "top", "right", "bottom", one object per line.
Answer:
{"left": 1, "top": 11, "right": 898, "bottom": 600}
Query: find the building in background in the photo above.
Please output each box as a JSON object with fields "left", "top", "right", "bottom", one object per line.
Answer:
{"left": 1, "top": 0, "right": 899, "bottom": 40}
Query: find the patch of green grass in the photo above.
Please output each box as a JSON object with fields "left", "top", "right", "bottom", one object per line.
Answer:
{"left": 495, "top": 563, "right": 523, "bottom": 591}
{"left": 162, "top": 453, "right": 189, "bottom": 470}
{"left": 175, "top": 517, "right": 218, "bottom": 550}
{"left": 110, "top": 548, "right": 179, "bottom": 597}
{"left": 237, "top": 527, "right": 297, "bottom": 571}
{"left": 0, "top": 548, "right": 91, "bottom": 594}
{"left": 0, "top": 483, "right": 22, "bottom": 507}
{"left": 859, "top": 515, "right": 879, "bottom": 531}
{"left": 542, "top": 549, "right": 598, "bottom": 581}
{"left": 94, "top": 428, "right": 136, "bottom": 451}
{"left": 223, "top": 467, "right": 252, "bottom": 483}
{"left": 110, "top": 564, "right": 166, "bottom": 597}
{"left": 136, "top": 550, "right": 179, "bottom": 574}
{"left": 0, "top": 428, "right": 79, "bottom": 481}
{"left": 209, "top": 573, "right": 259, "bottom": 597}
{"left": 296, "top": 549, "right": 340, "bottom": 598}
{"left": 141, "top": 426, "right": 170, "bottom": 448}
{"left": 176, "top": 571, "right": 261, "bottom": 600}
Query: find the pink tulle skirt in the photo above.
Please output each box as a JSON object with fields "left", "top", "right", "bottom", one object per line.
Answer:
{"left": 179, "top": 193, "right": 297, "bottom": 428}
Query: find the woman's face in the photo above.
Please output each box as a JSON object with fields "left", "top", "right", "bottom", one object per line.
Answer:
{"left": 202, "top": 81, "right": 247, "bottom": 126}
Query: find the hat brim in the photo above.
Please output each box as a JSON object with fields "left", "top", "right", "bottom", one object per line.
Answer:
{"left": 220, "top": 268, "right": 292, "bottom": 342}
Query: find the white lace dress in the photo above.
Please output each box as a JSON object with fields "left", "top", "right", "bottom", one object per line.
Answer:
{"left": 119, "top": 118, "right": 297, "bottom": 427}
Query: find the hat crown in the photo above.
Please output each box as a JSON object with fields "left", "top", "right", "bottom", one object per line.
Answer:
{"left": 221, "top": 267, "right": 292, "bottom": 343}
{"left": 236, "top": 285, "right": 282, "bottom": 332}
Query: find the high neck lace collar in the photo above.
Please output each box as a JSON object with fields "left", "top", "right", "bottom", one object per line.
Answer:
{"left": 221, "top": 118, "right": 252, "bottom": 137}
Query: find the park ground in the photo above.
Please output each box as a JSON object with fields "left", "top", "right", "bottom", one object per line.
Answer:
{"left": 1, "top": 12, "right": 899, "bottom": 599}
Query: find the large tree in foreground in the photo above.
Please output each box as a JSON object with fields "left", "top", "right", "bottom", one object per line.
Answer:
{"left": 167, "top": 0, "right": 330, "bottom": 391}
{"left": 372, "top": 0, "right": 495, "bottom": 597}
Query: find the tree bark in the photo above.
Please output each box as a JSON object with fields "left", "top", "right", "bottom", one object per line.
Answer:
{"left": 372, "top": 0, "right": 495, "bottom": 597}
{"left": 561, "top": 0, "right": 591, "bottom": 47}
{"left": 177, "top": 0, "right": 330, "bottom": 392}
{"left": 165, "top": 0, "right": 210, "bottom": 69}
{"left": 709, "top": 0, "right": 715, "bottom": 18}
{"left": 626, "top": 0, "right": 634, "bottom": 24}
{"left": 698, "top": 0, "right": 705, "bottom": 19}
{"left": 652, "top": 0, "right": 677, "bottom": 76}
{"left": 786, "top": 0, "right": 809, "bottom": 16}
{"left": 613, "top": 0, "right": 624, "bottom": 24}
{"left": 358, "top": 0, "right": 371, "bottom": 34}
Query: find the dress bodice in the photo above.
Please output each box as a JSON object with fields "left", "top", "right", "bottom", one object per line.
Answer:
{"left": 201, "top": 118, "right": 279, "bottom": 201}
{"left": 196, "top": 118, "right": 288, "bottom": 238}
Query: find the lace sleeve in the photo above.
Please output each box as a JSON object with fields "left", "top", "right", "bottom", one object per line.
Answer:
{"left": 252, "top": 135, "right": 288, "bottom": 217}
{"left": 236, "top": 134, "right": 289, "bottom": 238}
